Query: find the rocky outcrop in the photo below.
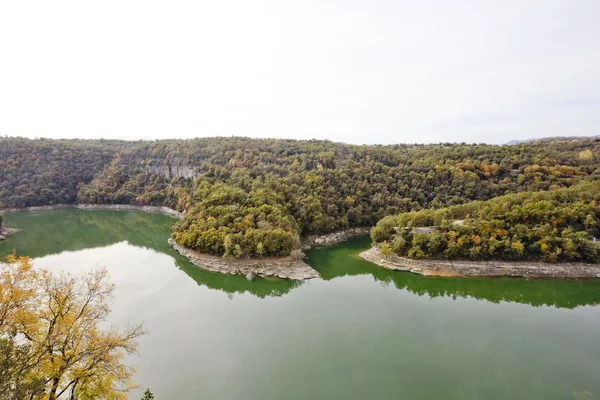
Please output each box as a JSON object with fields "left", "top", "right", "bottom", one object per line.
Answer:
{"left": 303, "top": 227, "right": 371, "bottom": 249}
{"left": 411, "top": 226, "right": 436, "bottom": 234}
{"left": 168, "top": 239, "right": 320, "bottom": 280}
{"left": 146, "top": 163, "right": 198, "bottom": 180}
{"left": 359, "top": 246, "right": 600, "bottom": 279}
{"left": 0, "top": 204, "right": 184, "bottom": 219}
{"left": 0, "top": 227, "right": 20, "bottom": 240}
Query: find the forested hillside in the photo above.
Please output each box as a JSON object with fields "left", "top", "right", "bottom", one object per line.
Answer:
{"left": 0, "top": 138, "right": 125, "bottom": 207}
{"left": 371, "top": 182, "right": 600, "bottom": 263}
{"left": 1, "top": 136, "right": 599, "bottom": 258}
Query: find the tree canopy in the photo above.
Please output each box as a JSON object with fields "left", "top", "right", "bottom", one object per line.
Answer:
{"left": 2, "top": 136, "right": 599, "bottom": 258}
{"left": 371, "top": 181, "right": 600, "bottom": 263}
{"left": 0, "top": 254, "right": 145, "bottom": 400}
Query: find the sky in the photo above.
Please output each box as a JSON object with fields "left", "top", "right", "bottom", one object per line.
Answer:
{"left": 0, "top": 0, "right": 598, "bottom": 145}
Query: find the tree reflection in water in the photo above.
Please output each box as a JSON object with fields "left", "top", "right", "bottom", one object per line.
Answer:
{"left": 2, "top": 210, "right": 599, "bottom": 308}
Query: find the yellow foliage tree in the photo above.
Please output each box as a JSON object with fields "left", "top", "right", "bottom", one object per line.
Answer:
{"left": 0, "top": 255, "right": 145, "bottom": 400}
{"left": 0, "top": 254, "right": 40, "bottom": 333}
{"left": 579, "top": 149, "right": 593, "bottom": 160}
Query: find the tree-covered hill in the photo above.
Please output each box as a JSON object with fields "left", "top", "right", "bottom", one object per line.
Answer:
{"left": 0, "top": 138, "right": 126, "bottom": 207}
{"left": 371, "top": 181, "right": 600, "bottom": 263}
{"left": 1, "top": 136, "right": 599, "bottom": 258}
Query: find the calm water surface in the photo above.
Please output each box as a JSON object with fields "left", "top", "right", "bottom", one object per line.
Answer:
{"left": 1, "top": 210, "right": 600, "bottom": 400}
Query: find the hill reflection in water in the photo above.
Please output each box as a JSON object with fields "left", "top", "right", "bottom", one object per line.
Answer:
{"left": 0, "top": 209, "right": 300, "bottom": 298}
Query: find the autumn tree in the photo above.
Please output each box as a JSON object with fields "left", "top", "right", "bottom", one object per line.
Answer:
{"left": 0, "top": 337, "right": 46, "bottom": 399}
{"left": 0, "top": 254, "right": 45, "bottom": 400}
{"left": 0, "top": 255, "right": 146, "bottom": 400}
{"left": 579, "top": 149, "right": 593, "bottom": 160}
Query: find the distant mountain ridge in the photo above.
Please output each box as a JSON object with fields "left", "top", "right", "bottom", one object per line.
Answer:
{"left": 506, "top": 135, "right": 599, "bottom": 145}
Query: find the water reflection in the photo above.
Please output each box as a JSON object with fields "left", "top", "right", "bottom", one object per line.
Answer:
{"left": 3, "top": 210, "right": 600, "bottom": 308}
{"left": 0, "top": 210, "right": 300, "bottom": 298}
{"left": 307, "top": 236, "right": 600, "bottom": 309}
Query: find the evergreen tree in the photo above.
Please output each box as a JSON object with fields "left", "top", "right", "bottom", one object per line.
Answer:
{"left": 141, "top": 387, "right": 155, "bottom": 400}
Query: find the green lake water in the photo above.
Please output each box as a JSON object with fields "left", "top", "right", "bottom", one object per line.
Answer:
{"left": 1, "top": 209, "right": 600, "bottom": 400}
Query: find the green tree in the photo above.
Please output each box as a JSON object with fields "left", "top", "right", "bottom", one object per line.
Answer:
{"left": 392, "top": 236, "right": 406, "bottom": 254}
{"left": 375, "top": 181, "right": 600, "bottom": 263}
{"left": 371, "top": 216, "right": 396, "bottom": 243}
{"left": 256, "top": 242, "right": 265, "bottom": 258}
{"left": 223, "top": 235, "right": 233, "bottom": 258}
{"left": 585, "top": 214, "right": 597, "bottom": 231}
{"left": 379, "top": 241, "right": 393, "bottom": 258}
{"left": 141, "top": 387, "right": 156, "bottom": 399}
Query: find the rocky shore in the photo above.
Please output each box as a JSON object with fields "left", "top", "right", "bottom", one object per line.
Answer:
{"left": 359, "top": 246, "right": 600, "bottom": 279}
{"left": 0, "top": 227, "right": 20, "bottom": 241}
{"left": 169, "top": 239, "right": 320, "bottom": 280}
{"left": 0, "top": 204, "right": 184, "bottom": 219}
{"left": 303, "top": 226, "right": 371, "bottom": 249}
{"left": 169, "top": 226, "right": 371, "bottom": 280}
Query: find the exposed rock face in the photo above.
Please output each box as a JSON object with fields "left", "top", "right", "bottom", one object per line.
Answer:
{"left": 168, "top": 239, "right": 320, "bottom": 280}
{"left": 410, "top": 226, "right": 436, "bottom": 234}
{"left": 146, "top": 164, "right": 198, "bottom": 180}
{"left": 359, "top": 246, "right": 600, "bottom": 279}
{"left": 303, "top": 227, "right": 371, "bottom": 248}
{"left": 0, "top": 204, "right": 184, "bottom": 219}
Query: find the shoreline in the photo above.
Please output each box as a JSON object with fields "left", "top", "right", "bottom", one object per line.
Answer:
{"left": 359, "top": 246, "right": 600, "bottom": 279}
{"left": 2, "top": 204, "right": 369, "bottom": 279}
{"left": 168, "top": 239, "right": 320, "bottom": 280}
{"left": 0, "top": 204, "right": 184, "bottom": 219}
{"left": 1, "top": 205, "right": 369, "bottom": 247}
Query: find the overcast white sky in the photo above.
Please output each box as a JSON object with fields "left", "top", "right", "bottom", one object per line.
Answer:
{"left": 0, "top": 1, "right": 598, "bottom": 144}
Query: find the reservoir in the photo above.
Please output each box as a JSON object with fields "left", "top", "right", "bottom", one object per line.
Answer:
{"left": 1, "top": 209, "right": 600, "bottom": 400}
